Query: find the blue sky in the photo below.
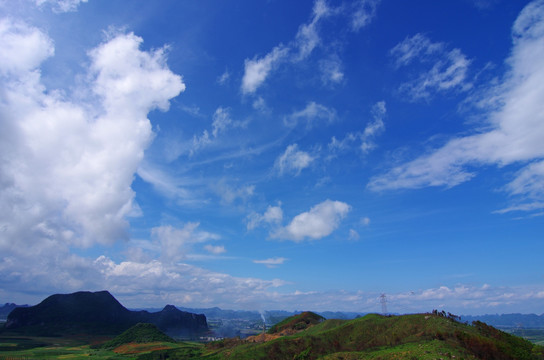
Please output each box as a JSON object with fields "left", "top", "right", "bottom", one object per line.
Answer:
{"left": 1, "top": 0, "right": 543, "bottom": 315}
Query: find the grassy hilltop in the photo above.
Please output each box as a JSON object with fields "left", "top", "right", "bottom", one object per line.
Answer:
{"left": 205, "top": 312, "right": 544, "bottom": 360}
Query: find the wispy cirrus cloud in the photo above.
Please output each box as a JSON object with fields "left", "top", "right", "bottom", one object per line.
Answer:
{"left": 328, "top": 101, "right": 386, "bottom": 157}
{"left": 390, "top": 33, "right": 472, "bottom": 101}
{"left": 284, "top": 101, "right": 337, "bottom": 128}
{"left": 241, "top": 0, "right": 379, "bottom": 94}
{"left": 253, "top": 257, "right": 288, "bottom": 268}
{"left": 34, "top": 0, "right": 88, "bottom": 13}
{"left": 350, "top": 0, "right": 380, "bottom": 32}
{"left": 370, "top": 0, "right": 544, "bottom": 215}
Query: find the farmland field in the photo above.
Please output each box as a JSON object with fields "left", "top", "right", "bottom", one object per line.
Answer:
{"left": 0, "top": 335, "right": 204, "bottom": 359}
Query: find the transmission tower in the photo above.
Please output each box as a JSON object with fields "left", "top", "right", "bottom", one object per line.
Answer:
{"left": 380, "top": 293, "right": 387, "bottom": 315}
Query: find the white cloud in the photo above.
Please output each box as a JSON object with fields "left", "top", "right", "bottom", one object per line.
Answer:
{"left": 92, "top": 256, "right": 287, "bottom": 308}
{"left": 275, "top": 144, "right": 315, "bottom": 176}
{"left": 293, "top": 0, "right": 331, "bottom": 61}
{"left": 253, "top": 257, "right": 288, "bottom": 268}
{"left": 272, "top": 200, "right": 351, "bottom": 241}
{"left": 0, "top": 22, "right": 184, "bottom": 251}
{"left": 361, "top": 217, "right": 371, "bottom": 226}
{"left": 252, "top": 96, "right": 269, "bottom": 112}
{"left": 284, "top": 101, "right": 336, "bottom": 128}
{"left": 327, "top": 101, "right": 386, "bottom": 157}
{"left": 348, "top": 229, "right": 360, "bottom": 241}
{"left": 240, "top": 0, "right": 339, "bottom": 94}
{"left": 247, "top": 203, "right": 283, "bottom": 230}
{"left": 151, "top": 223, "right": 220, "bottom": 263}
{"left": 217, "top": 69, "right": 230, "bottom": 85}
{"left": 241, "top": 45, "right": 289, "bottom": 94}
{"left": 188, "top": 107, "right": 249, "bottom": 155}
{"left": 34, "top": 0, "right": 88, "bottom": 13}
{"left": 361, "top": 101, "right": 386, "bottom": 153}
{"left": 370, "top": 1, "right": 544, "bottom": 215}
{"left": 390, "top": 33, "right": 472, "bottom": 101}
{"left": 350, "top": 0, "right": 380, "bottom": 32}
{"left": 319, "top": 55, "right": 344, "bottom": 85}
{"left": 0, "top": 18, "right": 54, "bottom": 75}
{"left": 213, "top": 180, "right": 255, "bottom": 205}
{"left": 204, "top": 245, "right": 226, "bottom": 255}
{"left": 239, "top": 0, "right": 380, "bottom": 94}
{"left": 136, "top": 164, "right": 197, "bottom": 204}
{"left": 212, "top": 107, "right": 232, "bottom": 137}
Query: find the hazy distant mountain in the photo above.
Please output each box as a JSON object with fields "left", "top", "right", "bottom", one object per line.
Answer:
{"left": 461, "top": 313, "right": 544, "bottom": 328}
{"left": 0, "top": 303, "right": 28, "bottom": 320}
{"left": 134, "top": 306, "right": 364, "bottom": 323}
{"left": 4, "top": 291, "right": 208, "bottom": 337}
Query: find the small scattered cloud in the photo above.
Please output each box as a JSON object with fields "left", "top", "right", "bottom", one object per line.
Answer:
{"left": 252, "top": 96, "right": 269, "bottom": 113}
{"left": 348, "top": 229, "right": 360, "bottom": 241}
{"left": 350, "top": 0, "right": 380, "bottom": 32}
{"left": 328, "top": 101, "right": 386, "bottom": 157}
{"left": 469, "top": 0, "right": 499, "bottom": 10}
{"left": 361, "top": 217, "right": 371, "bottom": 226}
{"left": 213, "top": 180, "right": 255, "bottom": 205}
{"left": 212, "top": 107, "right": 233, "bottom": 137}
{"left": 189, "top": 107, "right": 248, "bottom": 156}
{"left": 319, "top": 54, "right": 344, "bottom": 85}
{"left": 361, "top": 101, "right": 386, "bottom": 153}
{"left": 240, "top": 0, "right": 379, "bottom": 94}
{"left": 253, "top": 257, "right": 288, "bottom": 268}
{"left": 390, "top": 33, "right": 472, "bottom": 101}
{"left": 247, "top": 203, "right": 283, "bottom": 230}
{"left": 217, "top": 69, "right": 230, "bottom": 85}
{"left": 241, "top": 45, "right": 289, "bottom": 95}
{"left": 275, "top": 144, "right": 316, "bottom": 176}
{"left": 151, "top": 223, "right": 220, "bottom": 262}
{"left": 284, "top": 101, "right": 336, "bottom": 128}
{"left": 34, "top": 0, "right": 88, "bottom": 13}
{"left": 204, "top": 244, "right": 226, "bottom": 255}
{"left": 272, "top": 200, "right": 351, "bottom": 242}
{"left": 293, "top": 0, "right": 332, "bottom": 61}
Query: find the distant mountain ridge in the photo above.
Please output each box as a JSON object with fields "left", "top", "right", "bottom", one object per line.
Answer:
{"left": 461, "top": 313, "right": 544, "bottom": 329}
{"left": 0, "top": 303, "right": 28, "bottom": 320}
{"left": 4, "top": 291, "right": 208, "bottom": 337}
{"left": 135, "top": 306, "right": 365, "bottom": 322}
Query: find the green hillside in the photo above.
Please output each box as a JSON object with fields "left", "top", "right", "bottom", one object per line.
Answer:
{"left": 268, "top": 311, "right": 325, "bottom": 335}
{"left": 99, "top": 323, "right": 175, "bottom": 349}
{"left": 204, "top": 313, "right": 544, "bottom": 360}
{"left": 2, "top": 313, "right": 543, "bottom": 359}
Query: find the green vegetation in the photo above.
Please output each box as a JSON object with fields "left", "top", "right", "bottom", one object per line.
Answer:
{"left": 1, "top": 312, "right": 543, "bottom": 359}
{"left": 0, "top": 334, "right": 203, "bottom": 359}
{"left": 267, "top": 311, "right": 325, "bottom": 334}
{"left": 508, "top": 329, "right": 544, "bottom": 346}
{"left": 98, "top": 323, "right": 175, "bottom": 349}
{"left": 204, "top": 313, "right": 544, "bottom": 360}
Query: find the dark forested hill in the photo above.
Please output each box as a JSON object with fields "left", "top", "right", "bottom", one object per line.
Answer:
{"left": 4, "top": 291, "right": 207, "bottom": 337}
